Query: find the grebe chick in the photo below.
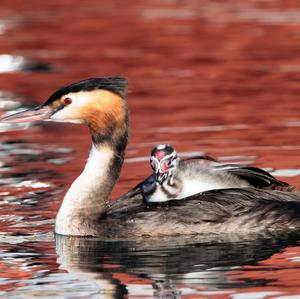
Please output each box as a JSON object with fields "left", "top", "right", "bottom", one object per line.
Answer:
{"left": 2, "top": 76, "right": 300, "bottom": 239}
{"left": 143, "top": 144, "right": 291, "bottom": 203}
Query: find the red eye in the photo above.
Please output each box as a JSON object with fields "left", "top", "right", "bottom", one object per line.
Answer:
{"left": 63, "top": 97, "right": 72, "bottom": 105}
{"left": 161, "top": 161, "right": 169, "bottom": 172}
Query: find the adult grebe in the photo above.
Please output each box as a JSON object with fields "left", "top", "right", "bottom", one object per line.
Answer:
{"left": 143, "top": 144, "right": 290, "bottom": 203}
{"left": 2, "top": 76, "right": 300, "bottom": 238}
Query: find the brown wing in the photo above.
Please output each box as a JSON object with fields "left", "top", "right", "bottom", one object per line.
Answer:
{"left": 183, "top": 153, "right": 292, "bottom": 191}
{"left": 102, "top": 188, "right": 300, "bottom": 239}
{"left": 221, "top": 165, "right": 292, "bottom": 191}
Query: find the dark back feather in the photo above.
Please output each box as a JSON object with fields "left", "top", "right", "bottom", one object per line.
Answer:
{"left": 101, "top": 188, "right": 300, "bottom": 238}
{"left": 223, "top": 166, "right": 291, "bottom": 190}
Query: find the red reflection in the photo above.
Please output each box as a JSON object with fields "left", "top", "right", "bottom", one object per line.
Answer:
{"left": 0, "top": 0, "right": 300, "bottom": 297}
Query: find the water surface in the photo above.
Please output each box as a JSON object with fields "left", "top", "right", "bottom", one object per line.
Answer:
{"left": 1, "top": 0, "right": 300, "bottom": 298}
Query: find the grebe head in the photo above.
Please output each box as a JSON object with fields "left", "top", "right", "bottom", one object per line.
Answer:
{"left": 1, "top": 77, "right": 128, "bottom": 148}
{"left": 1, "top": 77, "right": 130, "bottom": 236}
{"left": 150, "top": 144, "right": 178, "bottom": 184}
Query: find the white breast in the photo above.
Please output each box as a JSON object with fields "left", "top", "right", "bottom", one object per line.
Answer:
{"left": 147, "top": 187, "right": 171, "bottom": 202}
{"left": 55, "top": 145, "right": 114, "bottom": 235}
{"left": 179, "top": 178, "right": 227, "bottom": 198}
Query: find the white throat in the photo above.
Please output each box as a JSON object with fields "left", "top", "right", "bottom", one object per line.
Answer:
{"left": 55, "top": 145, "right": 115, "bottom": 236}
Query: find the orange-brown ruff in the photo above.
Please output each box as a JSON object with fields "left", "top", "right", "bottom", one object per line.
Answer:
{"left": 2, "top": 76, "right": 300, "bottom": 240}
{"left": 68, "top": 90, "right": 127, "bottom": 142}
{"left": 45, "top": 89, "right": 127, "bottom": 145}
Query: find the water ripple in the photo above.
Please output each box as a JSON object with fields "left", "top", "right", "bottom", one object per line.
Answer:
{"left": 271, "top": 169, "right": 300, "bottom": 177}
{"left": 151, "top": 124, "right": 250, "bottom": 133}
{"left": 0, "top": 91, "right": 22, "bottom": 110}
{"left": 0, "top": 54, "right": 53, "bottom": 74}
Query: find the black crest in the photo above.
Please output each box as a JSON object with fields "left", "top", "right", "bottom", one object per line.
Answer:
{"left": 45, "top": 76, "right": 128, "bottom": 104}
{"left": 151, "top": 144, "right": 177, "bottom": 159}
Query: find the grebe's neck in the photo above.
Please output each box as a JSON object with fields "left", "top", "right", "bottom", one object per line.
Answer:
{"left": 55, "top": 142, "right": 125, "bottom": 236}
{"left": 54, "top": 89, "right": 129, "bottom": 236}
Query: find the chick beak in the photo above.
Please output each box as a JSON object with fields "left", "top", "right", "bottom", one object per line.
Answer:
{"left": 156, "top": 171, "right": 167, "bottom": 185}
{"left": 0, "top": 106, "right": 53, "bottom": 124}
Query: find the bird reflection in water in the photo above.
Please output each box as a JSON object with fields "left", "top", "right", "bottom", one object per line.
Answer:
{"left": 55, "top": 233, "right": 300, "bottom": 297}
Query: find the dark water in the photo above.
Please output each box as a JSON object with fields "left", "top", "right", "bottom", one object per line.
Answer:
{"left": 1, "top": 0, "right": 300, "bottom": 298}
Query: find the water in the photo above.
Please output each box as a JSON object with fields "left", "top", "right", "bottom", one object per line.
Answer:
{"left": 1, "top": 0, "right": 300, "bottom": 298}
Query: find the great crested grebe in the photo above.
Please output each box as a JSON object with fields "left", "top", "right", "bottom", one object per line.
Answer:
{"left": 2, "top": 76, "right": 300, "bottom": 238}
{"left": 143, "top": 144, "right": 291, "bottom": 203}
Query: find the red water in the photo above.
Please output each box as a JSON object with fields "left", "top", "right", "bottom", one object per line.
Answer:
{"left": 1, "top": 0, "right": 300, "bottom": 298}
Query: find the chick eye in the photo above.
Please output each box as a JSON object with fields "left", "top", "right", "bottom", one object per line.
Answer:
{"left": 160, "top": 161, "right": 169, "bottom": 172}
{"left": 63, "top": 97, "right": 72, "bottom": 105}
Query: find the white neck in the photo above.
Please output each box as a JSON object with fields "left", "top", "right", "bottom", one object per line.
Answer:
{"left": 55, "top": 144, "right": 118, "bottom": 236}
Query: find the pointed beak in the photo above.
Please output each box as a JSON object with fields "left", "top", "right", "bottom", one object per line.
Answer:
{"left": 0, "top": 106, "right": 53, "bottom": 124}
{"left": 156, "top": 171, "right": 167, "bottom": 185}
